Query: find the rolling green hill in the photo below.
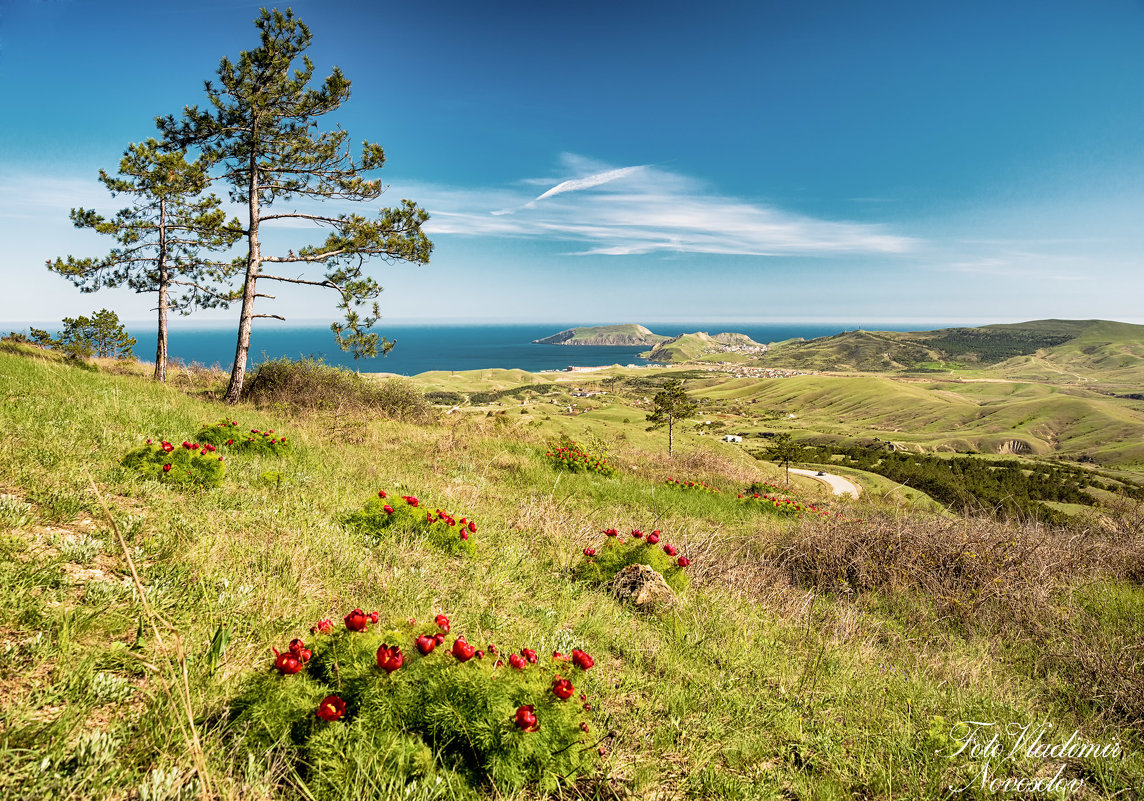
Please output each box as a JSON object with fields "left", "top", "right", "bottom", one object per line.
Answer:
{"left": 644, "top": 331, "right": 765, "bottom": 363}
{"left": 754, "top": 319, "right": 1144, "bottom": 383}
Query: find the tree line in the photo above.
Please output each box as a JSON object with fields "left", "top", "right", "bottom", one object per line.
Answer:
{"left": 47, "top": 8, "right": 431, "bottom": 401}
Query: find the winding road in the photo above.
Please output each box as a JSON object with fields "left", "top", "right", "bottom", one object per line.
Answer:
{"left": 789, "top": 468, "right": 862, "bottom": 498}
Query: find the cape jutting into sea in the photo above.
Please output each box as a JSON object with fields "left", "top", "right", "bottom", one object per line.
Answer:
{"left": 45, "top": 321, "right": 958, "bottom": 376}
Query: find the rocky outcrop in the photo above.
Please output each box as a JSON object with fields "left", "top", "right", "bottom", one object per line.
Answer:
{"left": 610, "top": 564, "right": 676, "bottom": 609}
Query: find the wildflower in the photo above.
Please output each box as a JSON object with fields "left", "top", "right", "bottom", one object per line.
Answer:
{"left": 416, "top": 634, "right": 437, "bottom": 655}
{"left": 311, "top": 618, "right": 334, "bottom": 635}
{"left": 631, "top": 529, "right": 643, "bottom": 538}
{"left": 677, "top": 556, "right": 691, "bottom": 567}
{"left": 514, "top": 704, "right": 539, "bottom": 732}
{"left": 273, "top": 649, "right": 303, "bottom": 675}
{"left": 552, "top": 676, "right": 574, "bottom": 700}
{"left": 433, "top": 632, "right": 446, "bottom": 645}
{"left": 467, "top": 521, "right": 476, "bottom": 534}
{"left": 646, "top": 531, "right": 660, "bottom": 545}
{"left": 316, "top": 695, "right": 346, "bottom": 722}
{"left": 344, "top": 608, "right": 369, "bottom": 632}
{"left": 376, "top": 644, "right": 404, "bottom": 673}
{"left": 451, "top": 637, "right": 476, "bottom": 662}
{"left": 580, "top": 721, "right": 590, "bottom": 732}
{"left": 161, "top": 441, "right": 174, "bottom": 452}
{"left": 475, "top": 650, "right": 485, "bottom": 659}
{"left": 663, "top": 543, "right": 678, "bottom": 557}
{"left": 226, "top": 439, "right": 234, "bottom": 445}
{"left": 378, "top": 490, "right": 387, "bottom": 499}
{"left": 604, "top": 528, "right": 618, "bottom": 537}
{"left": 521, "top": 648, "right": 538, "bottom": 664}
{"left": 487, "top": 644, "right": 497, "bottom": 654}
{"left": 571, "top": 649, "right": 594, "bottom": 670}
{"left": 435, "top": 614, "right": 450, "bottom": 632}
{"left": 509, "top": 653, "right": 526, "bottom": 670}
{"left": 383, "top": 505, "right": 394, "bottom": 514}
{"left": 288, "top": 638, "right": 307, "bottom": 657}
{"left": 145, "top": 438, "right": 152, "bottom": 444}
{"left": 162, "top": 464, "right": 172, "bottom": 472}
{"left": 553, "top": 650, "right": 570, "bottom": 662}
{"left": 583, "top": 547, "right": 596, "bottom": 557}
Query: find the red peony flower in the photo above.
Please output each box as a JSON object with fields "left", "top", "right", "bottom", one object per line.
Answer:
{"left": 435, "top": 614, "right": 450, "bottom": 633}
{"left": 344, "top": 609, "right": 369, "bottom": 632}
{"left": 521, "top": 648, "right": 538, "bottom": 664}
{"left": 646, "top": 531, "right": 660, "bottom": 545}
{"left": 663, "top": 543, "right": 677, "bottom": 557}
{"left": 467, "top": 521, "right": 476, "bottom": 533}
{"left": 145, "top": 438, "right": 152, "bottom": 444}
{"left": 161, "top": 441, "right": 174, "bottom": 452}
{"left": 552, "top": 676, "right": 575, "bottom": 700}
{"left": 383, "top": 505, "right": 394, "bottom": 514}
{"left": 434, "top": 632, "right": 446, "bottom": 645}
{"left": 311, "top": 618, "right": 334, "bottom": 635}
{"left": 475, "top": 650, "right": 484, "bottom": 659}
{"left": 488, "top": 644, "right": 497, "bottom": 654}
{"left": 604, "top": 528, "right": 618, "bottom": 537}
{"left": 580, "top": 721, "right": 590, "bottom": 732}
{"left": 288, "top": 638, "right": 306, "bottom": 656}
{"left": 571, "top": 649, "right": 595, "bottom": 670}
{"left": 677, "top": 556, "right": 691, "bottom": 567}
{"left": 451, "top": 637, "right": 476, "bottom": 662}
{"left": 514, "top": 704, "right": 539, "bottom": 732}
{"left": 369, "top": 611, "right": 379, "bottom": 624}
{"left": 316, "top": 695, "right": 346, "bottom": 722}
{"left": 273, "top": 649, "right": 303, "bottom": 675}
{"left": 416, "top": 634, "right": 437, "bottom": 655}
{"left": 378, "top": 490, "right": 387, "bottom": 499}
{"left": 583, "top": 547, "right": 596, "bottom": 557}
{"left": 226, "top": 439, "right": 234, "bottom": 445}
{"left": 631, "top": 529, "right": 643, "bottom": 538}
{"left": 509, "top": 653, "right": 526, "bottom": 670}
{"left": 553, "top": 650, "right": 570, "bottom": 661}
{"left": 376, "top": 643, "right": 404, "bottom": 673}
{"left": 162, "top": 464, "right": 172, "bottom": 472}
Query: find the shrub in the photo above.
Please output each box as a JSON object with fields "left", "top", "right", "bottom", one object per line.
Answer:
{"left": 665, "top": 477, "right": 721, "bottom": 495}
{"left": 195, "top": 419, "right": 293, "bottom": 456}
{"left": 746, "top": 480, "right": 788, "bottom": 496}
{"left": 344, "top": 491, "right": 476, "bottom": 557}
{"left": 575, "top": 528, "right": 691, "bottom": 593}
{"left": 241, "top": 358, "right": 433, "bottom": 422}
{"left": 737, "top": 492, "right": 827, "bottom": 518}
{"left": 227, "top": 611, "right": 600, "bottom": 796}
{"left": 545, "top": 436, "right": 617, "bottom": 476}
{"left": 122, "top": 439, "right": 225, "bottom": 488}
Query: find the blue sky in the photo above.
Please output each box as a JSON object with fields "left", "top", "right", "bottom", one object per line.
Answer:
{"left": 3, "top": 0, "right": 1144, "bottom": 327}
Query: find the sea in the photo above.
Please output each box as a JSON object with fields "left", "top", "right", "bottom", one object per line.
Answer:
{"left": 11, "top": 321, "right": 959, "bottom": 376}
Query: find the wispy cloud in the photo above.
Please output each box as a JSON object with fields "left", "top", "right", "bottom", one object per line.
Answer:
{"left": 409, "top": 154, "right": 917, "bottom": 257}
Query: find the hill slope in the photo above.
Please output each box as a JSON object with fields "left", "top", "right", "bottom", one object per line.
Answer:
{"left": 533, "top": 323, "right": 669, "bottom": 346}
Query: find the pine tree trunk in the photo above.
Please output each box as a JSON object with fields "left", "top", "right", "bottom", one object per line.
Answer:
{"left": 668, "top": 416, "right": 674, "bottom": 456}
{"left": 154, "top": 197, "right": 168, "bottom": 382}
{"left": 224, "top": 156, "right": 260, "bottom": 404}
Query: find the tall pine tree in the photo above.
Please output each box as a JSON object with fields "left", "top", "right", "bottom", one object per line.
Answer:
{"left": 158, "top": 8, "right": 432, "bottom": 403}
{"left": 47, "top": 140, "right": 241, "bottom": 381}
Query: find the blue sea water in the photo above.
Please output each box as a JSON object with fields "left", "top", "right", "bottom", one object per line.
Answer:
{"left": 13, "top": 321, "right": 958, "bottom": 376}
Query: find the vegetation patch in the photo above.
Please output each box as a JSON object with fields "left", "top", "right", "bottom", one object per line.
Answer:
{"left": 122, "top": 438, "right": 225, "bottom": 487}
{"left": 195, "top": 419, "right": 293, "bottom": 456}
{"left": 344, "top": 491, "right": 477, "bottom": 557}
{"left": 545, "top": 436, "right": 617, "bottom": 476}
{"left": 737, "top": 492, "right": 828, "bottom": 518}
{"left": 576, "top": 528, "right": 691, "bottom": 592}
{"left": 242, "top": 358, "right": 433, "bottom": 421}
{"left": 227, "top": 610, "right": 600, "bottom": 797}
{"left": 664, "top": 477, "right": 722, "bottom": 495}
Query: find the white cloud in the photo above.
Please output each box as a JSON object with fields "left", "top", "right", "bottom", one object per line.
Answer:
{"left": 406, "top": 155, "right": 916, "bottom": 257}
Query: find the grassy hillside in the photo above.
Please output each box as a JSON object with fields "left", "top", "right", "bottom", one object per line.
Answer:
{"left": 644, "top": 331, "right": 765, "bottom": 363}
{"left": 1, "top": 348, "right": 1142, "bottom": 799}
{"left": 755, "top": 319, "right": 1144, "bottom": 383}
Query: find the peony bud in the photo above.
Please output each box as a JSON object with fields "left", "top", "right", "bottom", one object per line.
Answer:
{"left": 344, "top": 609, "right": 369, "bottom": 632}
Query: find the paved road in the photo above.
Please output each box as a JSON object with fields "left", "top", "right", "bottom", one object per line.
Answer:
{"left": 789, "top": 468, "right": 862, "bottom": 498}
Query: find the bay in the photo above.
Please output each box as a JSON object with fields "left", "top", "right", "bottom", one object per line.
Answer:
{"left": 18, "top": 321, "right": 961, "bottom": 376}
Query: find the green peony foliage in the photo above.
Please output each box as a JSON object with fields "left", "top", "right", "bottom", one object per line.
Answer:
{"left": 122, "top": 439, "right": 225, "bottom": 488}
{"left": 195, "top": 419, "right": 293, "bottom": 456}
{"left": 575, "top": 531, "right": 691, "bottom": 593}
{"left": 344, "top": 492, "right": 476, "bottom": 557}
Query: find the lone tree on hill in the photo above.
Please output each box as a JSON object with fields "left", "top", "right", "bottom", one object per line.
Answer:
{"left": 646, "top": 378, "right": 698, "bottom": 456}
{"left": 158, "top": 8, "right": 433, "bottom": 404}
{"left": 47, "top": 140, "right": 242, "bottom": 382}
{"left": 766, "top": 432, "right": 804, "bottom": 485}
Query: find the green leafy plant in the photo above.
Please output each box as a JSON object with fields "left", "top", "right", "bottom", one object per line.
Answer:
{"left": 122, "top": 438, "right": 225, "bottom": 488}
{"left": 545, "top": 436, "right": 617, "bottom": 476}
{"left": 737, "top": 492, "right": 828, "bottom": 518}
{"left": 665, "top": 477, "right": 722, "bottom": 495}
{"left": 575, "top": 528, "right": 691, "bottom": 593}
{"left": 195, "top": 420, "right": 293, "bottom": 456}
{"left": 227, "top": 611, "right": 600, "bottom": 796}
{"left": 344, "top": 492, "right": 476, "bottom": 557}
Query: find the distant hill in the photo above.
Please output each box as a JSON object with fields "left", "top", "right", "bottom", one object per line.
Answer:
{"left": 644, "top": 331, "right": 766, "bottom": 363}
{"left": 533, "top": 324, "right": 670, "bottom": 346}
{"left": 755, "top": 319, "right": 1144, "bottom": 379}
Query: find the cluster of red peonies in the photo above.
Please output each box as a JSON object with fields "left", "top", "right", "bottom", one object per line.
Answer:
{"left": 376, "top": 491, "right": 478, "bottom": 541}
{"left": 737, "top": 492, "right": 829, "bottom": 518}
{"left": 545, "top": 440, "right": 618, "bottom": 476}
{"left": 584, "top": 527, "right": 693, "bottom": 569}
{"left": 665, "top": 477, "right": 721, "bottom": 494}
{"left": 272, "top": 638, "right": 313, "bottom": 674}
{"left": 344, "top": 608, "right": 379, "bottom": 632}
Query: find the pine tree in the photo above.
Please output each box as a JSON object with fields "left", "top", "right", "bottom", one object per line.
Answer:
{"left": 47, "top": 140, "right": 242, "bottom": 382}
{"left": 765, "top": 433, "right": 804, "bottom": 486}
{"left": 646, "top": 379, "right": 698, "bottom": 455}
{"left": 158, "top": 8, "right": 433, "bottom": 404}
{"left": 57, "top": 309, "right": 137, "bottom": 360}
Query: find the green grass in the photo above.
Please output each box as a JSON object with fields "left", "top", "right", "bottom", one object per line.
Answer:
{"left": 1, "top": 349, "right": 1142, "bottom": 799}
